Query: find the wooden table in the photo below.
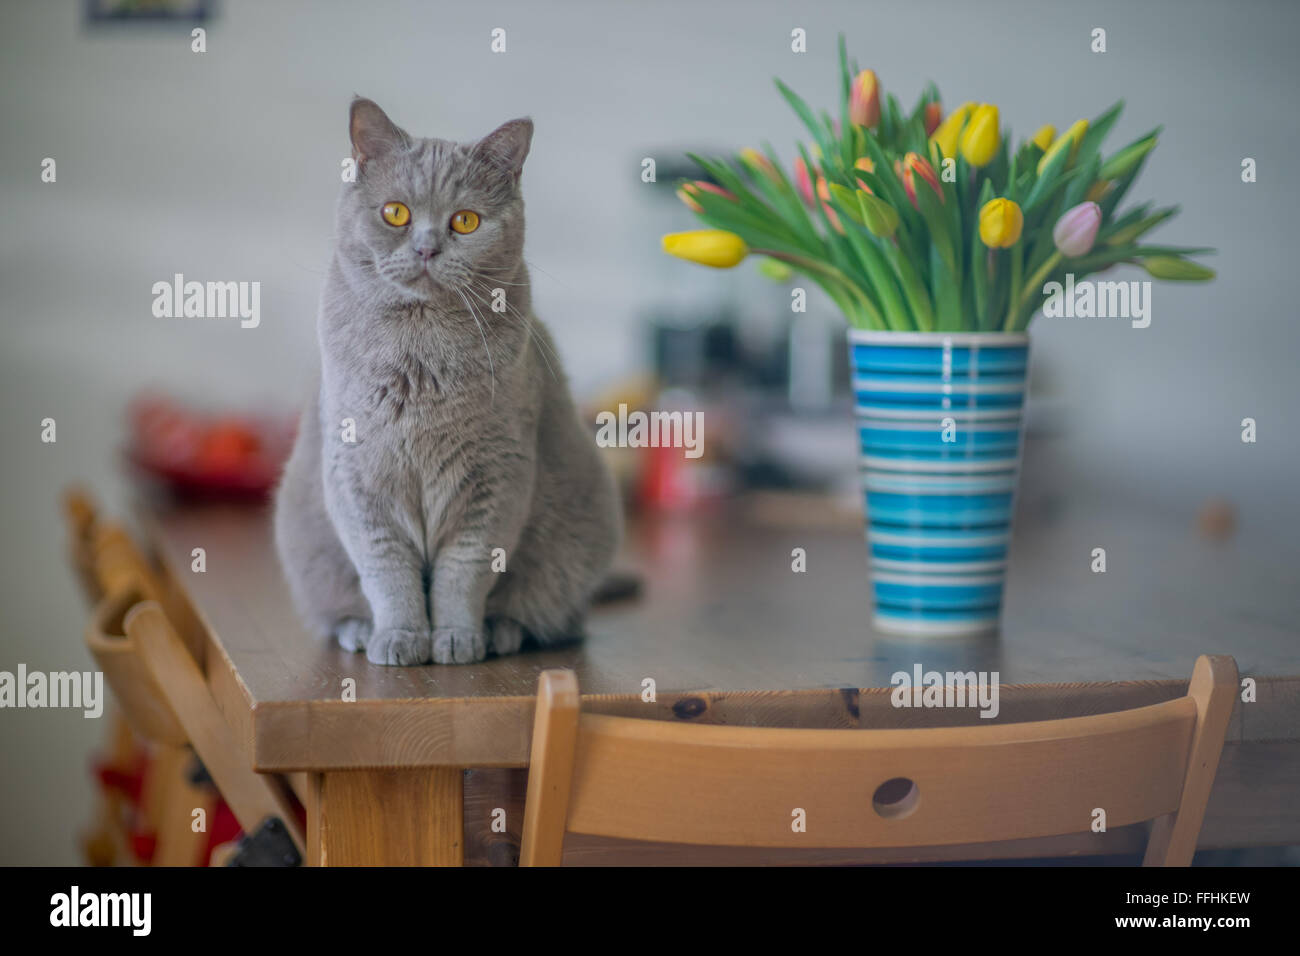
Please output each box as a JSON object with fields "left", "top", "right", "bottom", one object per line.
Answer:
{"left": 135, "top": 493, "right": 1300, "bottom": 865}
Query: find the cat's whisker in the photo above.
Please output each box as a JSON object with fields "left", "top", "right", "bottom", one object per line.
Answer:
{"left": 455, "top": 287, "right": 496, "bottom": 404}
{"left": 521, "top": 257, "right": 574, "bottom": 292}
{"left": 466, "top": 280, "right": 562, "bottom": 383}
{"left": 474, "top": 266, "right": 530, "bottom": 284}
{"left": 468, "top": 279, "right": 553, "bottom": 353}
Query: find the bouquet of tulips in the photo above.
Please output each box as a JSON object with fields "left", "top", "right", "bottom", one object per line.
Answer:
{"left": 661, "top": 37, "right": 1215, "bottom": 333}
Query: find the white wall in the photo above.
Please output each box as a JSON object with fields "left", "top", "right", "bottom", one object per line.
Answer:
{"left": 1, "top": 0, "right": 1297, "bottom": 862}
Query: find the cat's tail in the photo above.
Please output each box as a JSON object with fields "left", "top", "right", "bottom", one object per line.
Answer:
{"left": 591, "top": 569, "right": 641, "bottom": 606}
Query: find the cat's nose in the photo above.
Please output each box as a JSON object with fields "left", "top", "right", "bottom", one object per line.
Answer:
{"left": 415, "top": 243, "right": 440, "bottom": 261}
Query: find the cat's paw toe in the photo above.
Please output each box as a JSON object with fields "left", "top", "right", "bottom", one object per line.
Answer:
{"left": 487, "top": 618, "right": 526, "bottom": 657}
{"left": 365, "top": 627, "right": 430, "bottom": 666}
{"left": 432, "top": 626, "right": 487, "bottom": 664}
{"left": 334, "top": 618, "right": 372, "bottom": 653}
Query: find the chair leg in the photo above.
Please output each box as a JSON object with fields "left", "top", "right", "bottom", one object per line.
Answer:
{"left": 125, "top": 601, "right": 306, "bottom": 861}
{"left": 519, "top": 670, "right": 581, "bottom": 867}
{"left": 149, "top": 746, "right": 215, "bottom": 866}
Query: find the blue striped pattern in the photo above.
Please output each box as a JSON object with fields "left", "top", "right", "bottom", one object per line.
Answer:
{"left": 850, "top": 331, "right": 1030, "bottom": 635}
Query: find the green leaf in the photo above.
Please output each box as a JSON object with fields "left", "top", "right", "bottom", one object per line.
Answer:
{"left": 838, "top": 35, "right": 854, "bottom": 170}
{"left": 886, "top": 239, "right": 935, "bottom": 332}
{"left": 1063, "top": 153, "right": 1100, "bottom": 209}
{"left": 686, "top": 154, "right": 807, "bottom": 248}
{"left": 1103, "top": 205, "right": 1178, "bottom": 246}
{"left": 930, "top": 245, "right": 963, "bottom": 331}
{"left": 1075, "top": 100, "right": 1124, "bottom": 163}
{"left": 1098, "top": 129, "right": 1160, "bottom": 180}
{"left": 841, "top": 224, "right": 914, "bottom": 330}
{"left": 827, "top": 183, "right": 866, "bottom": 225}
{"left": 1022, "top": 141, "right": 1074, "bottom": 213}
{"left": 758, "top": 142, "right": 824, "bottom": 246}
{"left": 1142, "top": 255, "right": 1215, "bottom": 280}
{"left": 915, "top": 174, "right": 958, "bottom": 280}
{"left": 775, "top": 79, "right": 835, "bottom": 161}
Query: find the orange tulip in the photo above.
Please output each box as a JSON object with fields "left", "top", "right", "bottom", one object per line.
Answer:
{"left": 854, "top": 156, "right": 875, "bottom": 193}
{"left": 849, "top": 69, "right": 881, "bottom": 127}
{"left": 816, "top": 176, "right": 844, "bottom": 233}
{"left": 794, "top": 157, "right": 816, "bottom": 205}
{"left": 923, "top": 102, "right": 942, "bottom": 137}
{"left": 900, "top": 152, "right": 943, "bottom": 209}
{"left": 677, "top": 180, "right": 734, "bottom": 213}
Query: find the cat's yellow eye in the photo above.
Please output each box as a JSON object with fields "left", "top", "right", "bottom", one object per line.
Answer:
{"left": 450, "top": 210, "right": 480, "bottom": 234}
{"left": 381, "top": 201, "right": 410, "bottom": 227}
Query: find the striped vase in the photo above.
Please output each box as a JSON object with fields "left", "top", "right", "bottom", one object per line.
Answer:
{"left": 849, "top": 330, "right": 1030, "bottom": 636}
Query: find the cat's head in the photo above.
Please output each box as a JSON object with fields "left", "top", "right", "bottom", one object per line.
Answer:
{"left": 337, "top": 98, "right": 532, "bottom": 307}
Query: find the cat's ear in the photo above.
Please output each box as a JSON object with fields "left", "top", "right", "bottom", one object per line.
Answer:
{"left": 349, "top": 97, "right": 409, "bottom": 167}
{"left": 473, "top": 118, "right": 533, "bottom": 183}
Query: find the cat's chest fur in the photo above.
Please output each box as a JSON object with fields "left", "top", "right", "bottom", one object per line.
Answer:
{"left": 318, "top": 321, "right": 530, "bottom": 542}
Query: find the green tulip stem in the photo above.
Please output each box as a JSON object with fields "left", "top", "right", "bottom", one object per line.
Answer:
{"left": 1011, "top": 249, "right": 1063, "bottom": 327}
{"left": 1001, "top": 242, "right": 1024, "bottom": 333}
{"left": 756, "top": 248, "right": 886, "bottom": 330}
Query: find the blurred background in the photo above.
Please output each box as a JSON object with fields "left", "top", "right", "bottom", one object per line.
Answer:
{"left": 2, "top": 0, "right": 1297, "bottom": 863}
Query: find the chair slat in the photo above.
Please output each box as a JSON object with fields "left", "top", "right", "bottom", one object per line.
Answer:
{"left": 564, "top": 699, "right": 1197, "bottom": 848}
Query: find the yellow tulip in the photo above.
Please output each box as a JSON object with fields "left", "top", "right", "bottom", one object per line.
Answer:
{"left": 1038, "top": 119, "right": 1088, "bottom": 174}
{"left": 661, "top": 229, "right": 749, "bottom": 268}
{"left": 979, "top": 198, "right": 1023, "bottom": 248}
{"left": 929, "top": 101, "right": 975, "bottom": 159}
{"left": 1030, "top": 124, "right": 1055, "bottom": 151}
{"left": 959, "top": 104, "right": 1000, "bottom": 167}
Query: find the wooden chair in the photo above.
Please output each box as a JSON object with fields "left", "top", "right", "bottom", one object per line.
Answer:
{"left": 519, "top": 656, "right": 1238, "bottom": 866}
{"left": 65, "top": 488, "right": 306, "bottom": 865}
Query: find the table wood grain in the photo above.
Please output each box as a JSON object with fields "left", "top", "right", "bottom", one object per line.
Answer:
{"left": 129, "top": 492, "right": 1300, "bottom": 863}
{"left": 136, "top": 493, "right": 1300, "bottom": 771}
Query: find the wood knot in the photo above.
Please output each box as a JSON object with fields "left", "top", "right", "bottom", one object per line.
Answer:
{"left": 672, "top": 696, "right": 708, "bottom": 720}
{"left": 840, "top": 687, "right": 861, "bottom": 720}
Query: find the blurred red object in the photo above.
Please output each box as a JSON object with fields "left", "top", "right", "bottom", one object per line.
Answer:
{"left": 126, "top": 394, "right": 296, "bottom": 500}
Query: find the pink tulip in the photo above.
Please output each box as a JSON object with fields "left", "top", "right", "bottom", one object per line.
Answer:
{"left": 1053, "top": 201, "right": 1103, "bottom": 257}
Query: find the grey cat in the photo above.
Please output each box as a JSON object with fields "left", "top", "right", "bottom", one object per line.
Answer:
{"left": 274, "top": 98, "right": 621, "bottom": 665}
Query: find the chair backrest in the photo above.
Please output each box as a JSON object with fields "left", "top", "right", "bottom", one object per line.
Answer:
{"left": 519, "top": 655, "right": 1237, "bottom": 866}
{"left": 63, "top": 492, "right": 307, "bottom": 862}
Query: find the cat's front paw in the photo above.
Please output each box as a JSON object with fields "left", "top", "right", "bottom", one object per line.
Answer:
{"left": 366, "top": 627, "right": 431, "bottom": 666}
{"left": 432, "top": 626, "right": 487, "bottom": 664}
{"left": 334, "top": 617, "right": 372, "bottom": 653}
